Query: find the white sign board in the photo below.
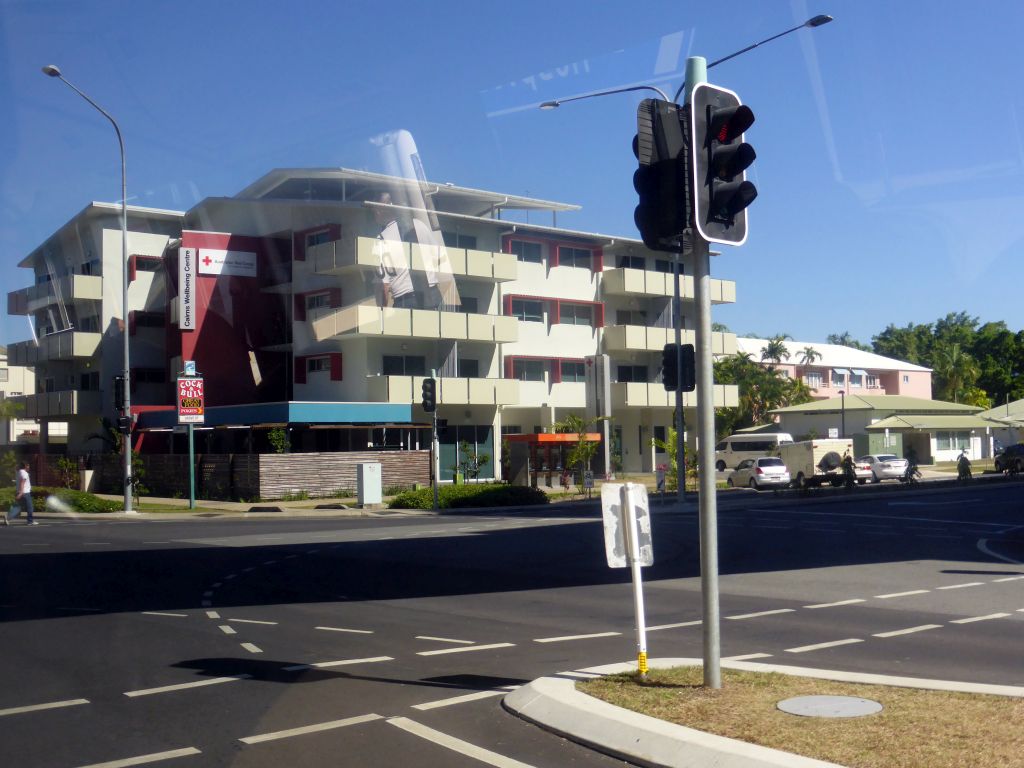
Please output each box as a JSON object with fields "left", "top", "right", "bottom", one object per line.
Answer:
{"left": 178, "top": 247, "right": 196, "bottom": 330}
{"left": 601, "top": 482, "right": 653, "bottom": 568}
{"left": 828, "top": 427, "right": 839, "bottom": 439}
{"left": 197, "top": 248, "right": 258, "bottom": 278}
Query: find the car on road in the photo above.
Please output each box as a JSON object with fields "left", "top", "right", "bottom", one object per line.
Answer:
{"left": 728, "top": 456, "right": 791, "bottom": 490}
{"left": 858, "top": 454, "right": 909, "bottom": 483}
{"left": 994, "top": 443, "right": 1024, "bottom": 473}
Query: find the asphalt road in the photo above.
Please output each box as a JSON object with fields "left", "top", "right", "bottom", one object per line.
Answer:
{"left": 0, "top": 482, "right": 1021, "bottom": 767}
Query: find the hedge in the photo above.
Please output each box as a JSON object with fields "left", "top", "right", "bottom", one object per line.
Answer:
{"left": 0, "top": 486, "right": 123, "bottom": 515}
{"left": 388, "top": 483, "right": 549, "bottom": 510}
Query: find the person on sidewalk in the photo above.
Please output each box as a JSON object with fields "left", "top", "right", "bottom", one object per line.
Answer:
{"left": 8, "top": 461, "right": 36, "bottom": 526}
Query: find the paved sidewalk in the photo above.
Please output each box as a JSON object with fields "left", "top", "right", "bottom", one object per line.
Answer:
{"left": 504, "top": 658, "right": 1024, "bottom": 768}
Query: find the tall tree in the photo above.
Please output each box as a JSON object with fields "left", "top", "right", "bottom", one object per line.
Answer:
{"left": 714, "top": 352, "right": 814, "bottom": 437}
{"left": 760, "top": 335, "right": 791, "bottom": 365}
{"left": 872, "top": 322, "right": 934, "bottom": 365}
{"left": 931, "top": 342, "right": 980, "bottom": 404}
{"left": 797, "top": 346, "right": 821, "bottom": 366}
{"left": 827, "top": 332, "right": 870, "bottom": 351}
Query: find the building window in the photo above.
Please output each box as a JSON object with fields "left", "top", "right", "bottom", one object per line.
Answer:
{"left": 805, "top": 371, "right": 823, "bottom": 388}
{"left": 134, "top": 311, "right": 165, "bottom": 328}
{"left": 78, "top": 315, "right": 100, "bottom": 332}
{"left": 559, "top": 303, "right": 593, "bottom": 327}
{"left": 0, "top": 368, "right": 7, "bottom": 383}
{"left": 654, "top": 259, "right": 674, "bottom": 274}
{"left": 306, "top": 229, "right": 333, "bottom": 248}
{"left": 510, "top": 239, "right": 542, "bottom": 264}
{"left": 80, "top": 258, "right": 100, "bottom": 276}
{"left": 618, "top": 255, "right": 645, "bottom": 270}
{"left": 903, "top": 375, "right": 909, "bottom": 383}
{"left": 306, "top": 292, "right": 330, "bottom": 311}
{"left": 443, "top": 232, "right": 478, "bottom": 250}
{"left": 558, "top": 246, "right": 592, "bottom": 269}
{"left": 617, "top": 365, "right": 647, "bottom": 382}
{"left": 511, "top": 299, "right": 544, "bottom": 323}
{"left": 616, "top": 309, "right": 647, "bottom": 326}
{"left": 936, "top": 431, "right": 970, "bottom": 451}
{"left": 307, "top": 357, "right": 330, "bottom": 373}
{"left": 458, "top": 359, "right": 480, "bottom": 378}
{"left": 79, "top": 371, "right": 100, "bottom": 391}
{"left": 135, "top": 257, "right": 161, "bottom": 272}
{"left": 653, "top": 425, "right": 667, "bottom": 444}
{"left": 867, "top": 375, "right": 879, "bottom": 388}
{"left": 458, "top": 296, "right": 479, "bottom": 314}
{"left": 382, "top": 355, "right": 427, "bottom": 376}
{"left": 501, "top": 425, "right": 522, "bottom": 435}
{"left": 849, "top": 371, "right": 863, "bottom": 388}
{"left": 513, "top": 359, "right": 546, "bottom": 381}
{"left": 832, "top": 369, "right": 847, "bottom": 387}
{"left": 560, "top": 361, "right": 586, "bottom": 382}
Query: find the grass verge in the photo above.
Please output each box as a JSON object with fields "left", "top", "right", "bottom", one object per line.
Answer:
{"left": 579, "top": 666, "right": 1024, "bottom": 768}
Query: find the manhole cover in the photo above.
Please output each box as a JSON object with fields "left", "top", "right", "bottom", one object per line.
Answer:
{"left": 777, "top": 695, "right": 882, "bottom": 718}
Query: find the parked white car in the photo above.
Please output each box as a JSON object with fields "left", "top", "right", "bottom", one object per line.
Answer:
{"left": 728, "top": 456, "right": 791, "bottom": 490}
{"left": 858, "top": 454, "right": 909, "bottom": 482}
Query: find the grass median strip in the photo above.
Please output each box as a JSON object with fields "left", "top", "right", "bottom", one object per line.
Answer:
{"left": 579, "top": 666, "right": 1024, "bottom": 768}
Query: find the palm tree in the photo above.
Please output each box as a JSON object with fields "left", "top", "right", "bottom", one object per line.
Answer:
{"left": 760, "top": 335, "right": 791, "bottom": 365}
{"left": 797, "top": 346, "right": 821, "bottom": 366}
{"left": 932, "top": 342, "right": 980, "bottom": 403}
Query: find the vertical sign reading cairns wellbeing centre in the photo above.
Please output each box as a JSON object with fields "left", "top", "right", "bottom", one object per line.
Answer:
{"left": 177, "top": 377, "right": 205, "bottom": 425}
{"left": 178, "top": 247, "right": 196, "bottom": 330}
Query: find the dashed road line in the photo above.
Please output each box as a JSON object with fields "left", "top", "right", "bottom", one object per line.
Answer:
{"left": 533, "top": 632, "right": 620, "bottom": 643}
{"left": 994, "top": 575, "right": 1024, "bottom": 582}
{"left": 239, "top": 713, "right": 383, "bottom": 745}
{"left": 219, "top": 625, "right": 237, "bottom": 635}
{"left": 648, "top": 620, "right": 701, "bottom": 631}
{"left": 240, "top": 643, "right": 263, "bottom": 654}
{"left": 0, "top": 698, "right": 90, "bottom": 717}
{"left": 805, "top": 599, "right": 865, "bottom": 609}
{"left": 723, "top": 653, "right": 773, "bottom": 661}
{"left": 124, "top": 675, "right": 250, "bottom": 698}
{"left": 872, "top": 624, "right": 942, "bottom": 638}
{"left": 228, "top": 618, "right": 278, "bottom": 626}
{"left": 785, "top": 638, "right": 863, "bottom": 654}
{"left": 416, "top": 635, "right": 474, "bottom": 644}
{"left": 142, "top": 611, "right": 188, "bottom": 618}
{"left": 387, "top": 717, "right": 537, "bottom": 768}
{"left": 282, "top": 656, "right": 393, "bottom": 671}
{"left": 75, "top": 746, "right": 201, "bottom": 768}
{"left": 950, "top": 613, "right": 1011, "bottom": 624}
{"left": 418, "top": 643, "right": 516, "bottom": 656}
{"left": 412, "top": 687, "right": 516, "bottom": 711}
{"left": 205, "top": 611, "right": 220, "bottom": 619}
{"left": 875, "top": 589, "right": 930, "bottom": 599}
{"left": 936, "top": 582, "right": 984, "bottom": 590}
{"left": 726, "top": 609, "right": 794, "bottom": 620}
{"left": 315, "top": 626, "right": 373, "bottom": 634}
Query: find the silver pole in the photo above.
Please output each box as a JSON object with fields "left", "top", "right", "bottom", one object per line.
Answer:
{"left": 673, "top": 256, "right": 685, "bottom": 504}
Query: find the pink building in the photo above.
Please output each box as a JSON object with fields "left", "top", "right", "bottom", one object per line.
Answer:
{"left": 736, "top": 338, "right": 932, "bottom": 400}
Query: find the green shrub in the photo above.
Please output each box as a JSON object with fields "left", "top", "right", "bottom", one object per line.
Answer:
{"left": 0, "top": 486, "right": 122, "bottom": 514}
{"left": 388, "top": 483, "right": 548, "bottom": 510}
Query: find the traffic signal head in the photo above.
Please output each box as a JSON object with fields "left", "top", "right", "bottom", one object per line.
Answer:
{"left": 113, "top": 375, "right": 125, "bottom": 412}
{"left": 661, "top": 343, "right": 696, "bottom": 392}
{"left": 661, "top": 344, "right": 679, "bottom": 392}
{"left": 679, "top": 343, "right": 696, "bottom": 392}
{"left": 421, "top": 377, "right": 437, "bottom": 412}
{"left": 690, "top": 82, "right": 757, "bottom": 245}
{"left": 633, "top": 99, "right": 690, "bottom": 253}
{"left": 116, "top": 415, "right": 132, "bottom": 434}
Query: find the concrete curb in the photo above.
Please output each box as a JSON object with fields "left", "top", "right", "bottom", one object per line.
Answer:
{"left": 503, "top": 658, "right": 1024, "bottom": 768}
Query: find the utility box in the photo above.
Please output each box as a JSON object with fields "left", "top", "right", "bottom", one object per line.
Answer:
{"left": 357, "top": 462, "right": 382, "bottom": 507}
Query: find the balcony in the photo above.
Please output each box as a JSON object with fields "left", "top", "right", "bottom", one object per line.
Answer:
{"left": 366, "top": 375, "right": 519, "bottom": 406}
{"left": 7, "top": 274, "right": 103, "bottom": 315}
{"left": 15, "top": 390, "right": 101, "bottom": 418}
{"left": 602, "top": 326, "right": 736, "bottom": 355}
{"left": 611, "top": 382, "right": 739, "bottom": 409}
{"left": 309, "top": 237, "right": 518, "bottom": 282}
{"left": 311, "top": 304, "right": 518, "bottom": 344}
{"left": 601, "top": 268, "right": 736, "bottom": 303}
{"left": 8, "top": 332, "right": 102, "bottom": 365}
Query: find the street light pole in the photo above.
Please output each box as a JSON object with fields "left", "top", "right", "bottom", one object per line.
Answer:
{"left": 539, "top": 85, "right": 669, "bottom": 110}
{"left": 43, "top": 65, "right": 133, "bottom": 514}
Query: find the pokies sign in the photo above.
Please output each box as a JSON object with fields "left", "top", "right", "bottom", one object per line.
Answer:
{"left": 177, "top": 376, "right": 205, "bottom": 424}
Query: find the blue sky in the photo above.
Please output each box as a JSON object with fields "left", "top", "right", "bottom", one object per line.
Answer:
{"left": 3, "top": 0, "right": 1023, "bottom": 348}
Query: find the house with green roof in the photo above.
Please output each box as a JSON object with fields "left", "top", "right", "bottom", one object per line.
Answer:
{"left": 770, "top": 394, "right": 1003, "bottom": 463}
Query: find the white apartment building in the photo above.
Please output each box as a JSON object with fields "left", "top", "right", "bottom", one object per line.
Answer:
{"left": 7, "top": 168, "right": 740, "bottom": 479}
{"left": 0, "top": 348, "right": 37, "bottom": 445}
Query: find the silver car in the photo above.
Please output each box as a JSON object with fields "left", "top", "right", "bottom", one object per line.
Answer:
{"left": 858, "top": 454, "right": 909, "bottom": 482}
{"left": 729, "top": 456, "right": 791, "bottom": 490}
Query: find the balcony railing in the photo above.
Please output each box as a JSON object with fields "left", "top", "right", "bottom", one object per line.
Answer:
{"left": 601, "top": 267, "right": 736, "bottom": 303}
{"left": 311, "top": 304, "right": 518, "bottom": 344}
{"left": 8, "top": 332, "right": 102, "bottom": 366}
{"left": 611, "top": 382, "right": 739, "bottom": 409}
{"left": 366, "top": 375, "right": 519, "bottom": 406}
{"left": 309, "top": 237, "right": 518, "bottom": 282}
{"left": 602, "top": 326, "right": 737, "bottom": 355}
{"left": 14, "top": 390, "right": 101, "bottom": 418}
{"left": 7, "top": 274, "right": 102, "bottom": 315}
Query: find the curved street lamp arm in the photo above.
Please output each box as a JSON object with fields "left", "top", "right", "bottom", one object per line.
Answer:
{"left": 540, "top": 84, "right": 670, "bottom": 110}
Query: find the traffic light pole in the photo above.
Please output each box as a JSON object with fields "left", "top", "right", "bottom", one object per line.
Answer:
{"left": 673, "top": 256, "right": 686, "bottom": 505}
{"left": 684, "top": 55, "right": 722, "bottom": 690}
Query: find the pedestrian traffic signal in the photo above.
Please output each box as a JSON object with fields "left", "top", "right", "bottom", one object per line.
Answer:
{"left": 421, "top": 377, "right": 437, "bottom": 412}
{"left": 690, "top": 82, "right": 757, "bottom": 245}
{"left": 113, "top": 375, "right": 125, "bottom": 412}
{"left": 116, "top": 415, "right": 131, "bottom": 434}
{"left": 661, "top": 343, "right": 696, "bottom": 392}
{"left": 633, "top": 99, "right": 690, "bottom": 253}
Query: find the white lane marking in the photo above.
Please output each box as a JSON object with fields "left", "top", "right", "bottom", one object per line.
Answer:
{"left": 314, "top": 626, "right": 373, "bottom": 634}
{"left": 785, "top": 638, "right": 863, "bottom": 654}
{"left": 412, "top": 688, "right": 515, "bottom": 710}
{"left": 726, "top": 609, "right": 795, "bottom": 620}
{"left": 242, "top": 567, "right": 255, "bottom": 573}
{"left": 978, "top": 538, "right": 1024, "bottom": 566}
{"left": 211, "top": 583, "right": 222, "bottom": 589}
{"left": 533, "top": 632, "right": 620, "bottom": 643}
{"left": 74, "top": 747, "right": 201, "bottom": 767}
{"left": 205, "top": 611, "right": 220, "bottom": 619}
{"left": 648, "top": 620, "right": 701, "bottom": 631}
{"left": 229, "top": 618, "right": 278, "bottom": 626}
{"left": 240, "top": 643, "right": 263, "bottom": 654}
{"left": 225, "top": 574, "right": 237, "bottom": 580}
{"left": 873, "top": 624, "right": 943, "bottom": 638}
{"left": 805, "top": 599, "right": 865, "bottom": 609}
{"left": 418, "top": 643, "right": 516, "bottom": 656}
{"left": 936, "top": 582, "right": 984, "bottom": 590}
{"left": 387, "top": 717, "right": 537, "bottom": 768}
{"left": 950, "top": 613, "right": 1011, "bottom": 624}
{"left": 416, "top": 635, "right": 475, "bottom": 645}
{"left": 219, "top": 625, "right": 236, "bottom": 635}
{"left": 994, "top": 575, "right": 1024, "bottom": 582}
{"left": 0, "top": 698, "right": 90, "bottom": 717}
{"left": 141, "top": 541, "right": 171, "bottom": 544}
{"left": 282, "top": 656, "right": 393, "bottom": 671}
{"left": 142, "top": 612, "right": 188, "bottom": 618}
{"left": 240, "top": 713, "right": 383, "bottom": 745}
{"left": 124, "top": 675, "right": 250, "bottom": 697}
{"left": 875, "top": 589, "right": 930, "bottom": 599}
{"left": 723, "top": 653, "right": 773, "bottom": 661}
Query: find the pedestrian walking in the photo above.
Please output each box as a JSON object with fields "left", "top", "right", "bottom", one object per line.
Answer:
{"left": 8, "top": 461, "right": 36, "bottom": 526}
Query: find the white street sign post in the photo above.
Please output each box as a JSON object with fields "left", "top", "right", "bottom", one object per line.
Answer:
{"left": 602, "top": 482, "right": 653, "bottom": 679}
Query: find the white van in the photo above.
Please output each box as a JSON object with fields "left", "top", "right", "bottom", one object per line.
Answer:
{"left": 714, "top": 433, "right": 794, "bottom": 471}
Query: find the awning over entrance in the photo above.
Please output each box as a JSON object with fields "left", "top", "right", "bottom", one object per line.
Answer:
{"left": 135, "top": 401, "right": 414, "bottom": 430}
